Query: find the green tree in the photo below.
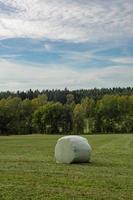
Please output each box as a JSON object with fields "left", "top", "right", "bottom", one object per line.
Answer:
{"left": 4, "top": 97, "right": 22, "bottom": 134}
{"left": 95, "top": 95, "right": 133, "bottom": 133}
{"left": 73, "top": 104, "right": 84, "bottom": 134}
{"left": 60, "top": 105, "right": 73, "bottom": 133}
{"left": 0, "top": 106, "right": 11, "bottom": 135}
{"left": 19, "top": 99, "right": 33, "bottom": 134}
{"left": 31, "top": 94, "right": 48, "bottom": 110}
{"left": 81, "top": 97, "right": 95, "bottom": 133}
{"left": 32, "top": 103, "right": 70, "bottom": 134}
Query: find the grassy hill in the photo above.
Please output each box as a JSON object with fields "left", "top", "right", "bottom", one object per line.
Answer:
{"left": 0, "top": 134, "right": 133, "bottom": 200}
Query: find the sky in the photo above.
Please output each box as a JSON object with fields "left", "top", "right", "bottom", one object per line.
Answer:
{"left": 0, "top": 0, "right": 133, "bottom": 91}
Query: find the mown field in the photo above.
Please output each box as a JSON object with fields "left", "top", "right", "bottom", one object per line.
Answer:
{"left": 0, "top": 134, "right": 133, "bottom": 200}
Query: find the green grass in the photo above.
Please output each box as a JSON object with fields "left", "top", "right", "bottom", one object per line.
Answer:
{"left": 0, "top": 134, "right": 133, "bottom": 200}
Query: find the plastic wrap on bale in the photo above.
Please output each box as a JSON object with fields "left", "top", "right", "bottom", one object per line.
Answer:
{"left": 55, "top": 135, "right": 92, "bottom": 164}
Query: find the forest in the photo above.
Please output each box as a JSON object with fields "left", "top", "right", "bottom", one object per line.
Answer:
{"left": 0, "top": 87, "right": 133, "bottom": 135}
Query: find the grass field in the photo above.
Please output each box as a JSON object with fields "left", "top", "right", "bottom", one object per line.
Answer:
{"left": 0, "top": 134, "right": 133, "bottom": 200}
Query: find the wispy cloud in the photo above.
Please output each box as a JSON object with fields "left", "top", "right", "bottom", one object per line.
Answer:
{"left": 0, "top": 54, "right": 21, "bottom": 59}
{"left": 43, "top": 43, "right": 53, "bottom": 52}
{"left": 111, "top": 57, "right": 133, "bottom": 64}
{"left": 0, "top": 59, "right": 132, "bottom": 91}
{"left": 0, "top": 1, "right": 132, "bottom": 91}
{"left": 0, "top": 0, "right": 133, "bottom": 42}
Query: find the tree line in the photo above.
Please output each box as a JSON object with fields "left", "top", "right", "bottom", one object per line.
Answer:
{"left": 0, "top": 92, "right": 133, "bottom": 135}
{"left": 0, "top": 87, "right": 133, "bottom": 103}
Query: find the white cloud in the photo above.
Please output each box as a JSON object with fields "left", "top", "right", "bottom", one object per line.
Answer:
{"left": 0, "top": 0, "right": 133, "bottom": 42}
{"left": 112, "top": 57, "right": 133, "bottom": 64}
{"left": 0, "top": 59, "right": 132, "bottom": 91}
{"left": 43, "top": 43, "right": 53, "bottom": 52}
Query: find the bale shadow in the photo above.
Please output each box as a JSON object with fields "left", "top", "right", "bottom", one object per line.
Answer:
{"left": 70, "top": 159, "right": 119, "bottom": 168}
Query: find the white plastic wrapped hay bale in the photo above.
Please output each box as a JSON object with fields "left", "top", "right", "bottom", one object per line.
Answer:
{"left": 55, "top": 135, "right": 92, "bottom": 164}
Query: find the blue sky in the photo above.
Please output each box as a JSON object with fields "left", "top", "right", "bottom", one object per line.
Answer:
{"left": 0, "top": 0, "right": 133, "bottom": 91}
